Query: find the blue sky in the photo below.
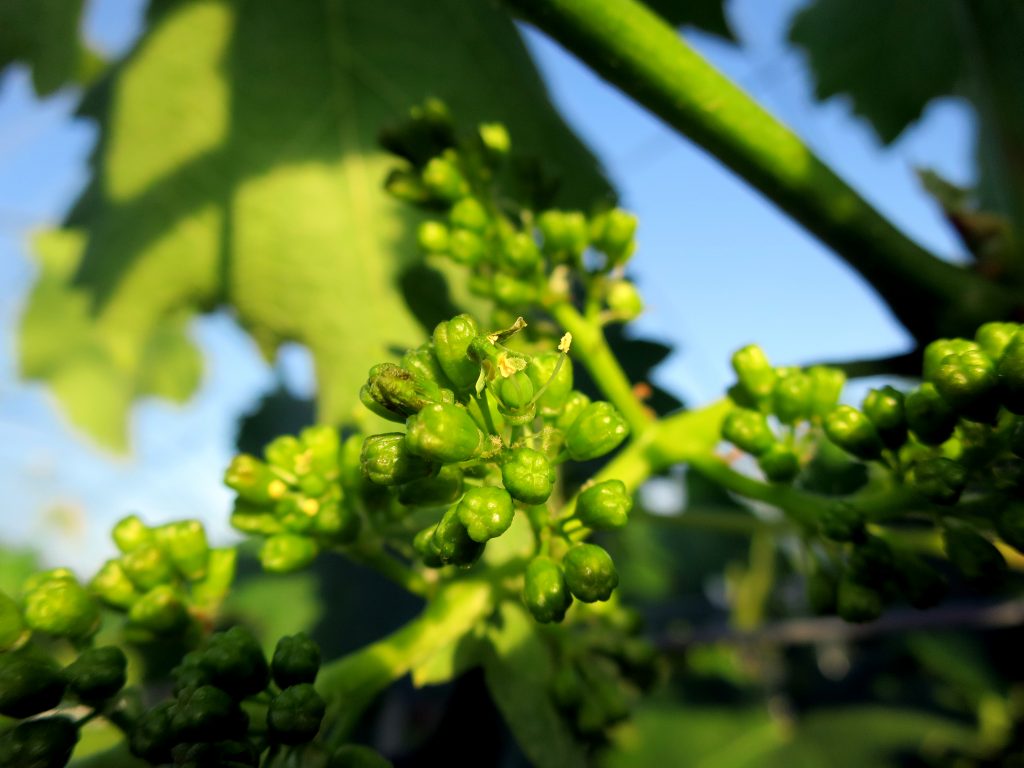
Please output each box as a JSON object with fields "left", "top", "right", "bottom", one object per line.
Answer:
{"left": 0, "top": 0, "right": 975, "bottom": 572}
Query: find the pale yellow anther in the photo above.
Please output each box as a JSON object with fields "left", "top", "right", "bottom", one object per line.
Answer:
{"left": 497, "top": 352, "right": 527, "bottom": 378}
{"left": 559, "top": 333, "right": 573, "bottom": 354}
{"left": 301, "top": 498, "right": 320, "bottom": 516}
{"left": 268, "top": 479, "right": 288, "bottom": 500}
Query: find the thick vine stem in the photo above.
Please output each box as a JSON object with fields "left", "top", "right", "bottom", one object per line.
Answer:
{"left": 317, "top": 578, "right": 494, "bottom": 745}
{"left": 549, "top": 300, "right": 652, "bottom": 436}
{"left": 503, "top": 0, "right": 1020, "bottom": 341}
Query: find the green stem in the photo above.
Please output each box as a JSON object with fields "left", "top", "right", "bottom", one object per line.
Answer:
{"left": 549, "top": 301, "right": 652, "bottom": 436}
{"left": 344, "top": 543, "right": 429, "bottom": 597}
{"left": 316, "top": 578, "right": 494, "bottom": 745}
{"left": 639, "top": 507, "right": 781, "bottom": 537}
{"left": 504, "top": 0, "right": 1020, "bottom": 340}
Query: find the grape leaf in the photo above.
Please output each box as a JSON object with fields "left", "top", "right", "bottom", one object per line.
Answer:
{"left": 0, "top": 0, "right": 93, "bottom": 94}
{"left": 789, "top": 0, "right": 962, "bottom": 144}
{"left": 483, "top": 602, "right": 587, "bottom": 768}
{"left": 21, "top": 0, "right": 608, "bottom": 449}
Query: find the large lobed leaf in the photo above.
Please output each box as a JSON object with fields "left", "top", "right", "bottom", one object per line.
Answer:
{"left": 20, "top": 0, "right": 608, "bottom": 449}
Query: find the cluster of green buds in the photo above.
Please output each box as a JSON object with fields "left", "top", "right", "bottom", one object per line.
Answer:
{"left": 225, "top": 426, "right": 363, "bottom": 573}
{"left": 0, "top": 641, "right": 128, "bottom": 767}
{"left": 723, "top": 323, "right": 1024, "bottom": 622}
{"left": 382, "top": 99, "right": 643, "bottom": 328}
{"left": 359, "top": 313, "right": 631, "bottom": 620}
{"left": 89, "top": 515, "right": 234, "bottom": 641}
{"left": 721, "top": 344, "right": 846, "bottom": 482}
{"left": 130, "top": 628, "right": 391, "bottom": 767}
{"left": 547, "top": 607, "right": 659, "bottom": 743}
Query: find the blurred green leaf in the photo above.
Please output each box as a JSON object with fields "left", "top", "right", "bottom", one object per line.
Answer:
{"left": 604, "top": 703, "right": 976, "bottom": 768}
{"left": 20, "top": 0, "right": 607, "bottom": 449}
{"left": 223, "top": 570, "right": 323, "bottom": 655}
{"left": 0, "top": 0, "right": 92, "bottom": 95}
{"left": 0, "top": 546, "right": 39, "bottom": 595}
{"left": 484, "top": 602, "right": 587, "bottom": 768}
{"left": 789, "top": 0, "right": 962, "bottom": 144}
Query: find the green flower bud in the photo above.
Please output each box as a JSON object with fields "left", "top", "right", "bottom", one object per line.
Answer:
{"left": 300, "top": 425, "right": 341, "bottom": 476}
{"left": 526, "top": 352, "right": 573, "bottom": 418}
{"left": 0, "top": 590, "right": 25, "bottom": 651}
{"left": 24, "top": 578, "right": 100, "bottom": 640}
{"left": 21, "top": 568, "right": 74, "bottom": 595}
{"left": 401, "top": 343, "right": 450, "bottom": 387}
{"left": 497, "top": 370, "right": 535, "bottom": 412}
{"left": 417, "top": 220, "right": 449, "bottom": 254}
{"left": 563, "top": 544, "right": 618, "bottom": 603}
{"left": 478, "top": 121, "right": 511, "bottom": 157}
{"left": 231, "top": 504, "right": 284, "bottom": 536}
{"left": 590, "top": 208, "right": 637, "bottom": 266}
{"left": 933, "top": 348, "right": 999, "bottom": 422}
{"left": 555, "top": 391, "right": 591, "bottom": 431}
{"left": 500, "top": 231, "right": 542, "bottom": 274}
{"left": 398, "top": 465, "right": 464, "bottom": 507}
{"left": 818, "top": 501, "right": 865, "bottom": 543}
{"left": 65, "top": 646, "right": 127, "bottom": 704}
{"left": 361, "top": 362, "right": 450, "bottom": 423}
{"left": 202, "top": 626, "right": 270, "bottom": 698}
{"left": 413, "top": 526, "right": 445, "bottom": 568}
{"left": 731, "top": 345, "right": 776, "bottom": 403}
{"left": 997, "top": 328, "right": 1024, "bottom": 414}
{"left": 943, "top": 528, "right": 1006, "bottom": 587}
{"left": 923, "top": 338, "right": 978, "bottom": 381}
{"left": 330, "top": 744, "right": 395, "bottom": 768}
{"left": 130, "top": 701, "right": 176, "bottom": 764}
{"left": 172, "top": 684, "right": 248, "bottom": 742}
{"left": 112, "top": 514, "right": 154, "bottom": 554}
{"left": 577, "top": 479, "right": 632, "bottom": 529}
{"left": 406, "top": 403, "right": 484, "bottom": 463}
{"left": 457, "top": 486, "right": 515, "bottom": 542}
{"left": 537, "top": 209, "right": 589, "bottom": 260}
{"left": 361, "top": 433, "right": 437, "bottom": 486}
{"left": 606, "top": 279, "right": 644, "bottom": 320}
{"left": 975, "top": 322, "right": 1019, "bottom": 360}
{"left": 862, "top": 386, "right": 908, "bottom": 449}
{"left": 905, "top": 382, "right": 958, "bottom": 445}
{"left": 0, "top": 652, "right": 67, "bottom": 718}
{"left": 772, "top": 369, "right": 812, "bottom": 424}
{"left": 264, "top": 435, "right": 304, "bottom": 474}
{"left": 155, "top": 520, "right": 210, "bottom": 581}
{"left": 312, "top": 501, "right": 361, "bottom": 544}
{"left": 274, "top": 495, "right": 317, "bottom": 535}
{"left": 824, "top": 405, "right": 884, "bottom": 461}
{"left": 492, "top": 273, "right": 538, "bottom": 308}
{"left": 129, "top": 585, "right": 188, "bottom": 634}
{"left": 807, "top": 365, "right": 846, "bottom": 419}
{"left": 448, "top": 228, "right": 487, "bottom": 266}
{"left": 260, "top": 534, "right": 318, "bottom": 573}
{"left": 501, "top": 447, "right": 555, "bottom": 504}
{"left": 273, "top": 633, "right": 321, "bottom": 689}
{"left": 721, "top": 407, "right": 775, "bottom": 456}
{"left": 758, "top": 443, "right": 800, "bottom": 483}
{"left": 383, "top": 167, "right": 431, "bottom": 205}
{"left": 421, "top": 155, "right": 468, "bottom": 202}
{"left": 911, "top": 457, "right": 968, "bottom": 505}
{"left": 449, "top": 197, "right": 490, "bottom": 233}
{"left": 172, "top": 740, "right": 260, "bottom": 768}
{"left": 0, "top": 716, "right": 78, "bottom": 768}
{"left": 433, "top": 314, "right": 481, "bottom": 393}
{"left": 846, "top": 536, "right": 896, "bottom": 589}
{"left": 837, "top": 577, "right": 882, "bottom": 623}
{"left": 268, "top": 683, "right": 326, "bottom": 745}
{"left": 224, "top": 454, "right": 284, "bottom": 505}
{"left": 565, "top": 401, "right": 629, "bottom": 461}
{"left": 523, "top": 557, "right": 572, "bottom": 623}
{"left": 432, "top": 505, "right": 485, "bottom": 566}
{"left": 122, "top": 543, "right": 176, "bottom": 591}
